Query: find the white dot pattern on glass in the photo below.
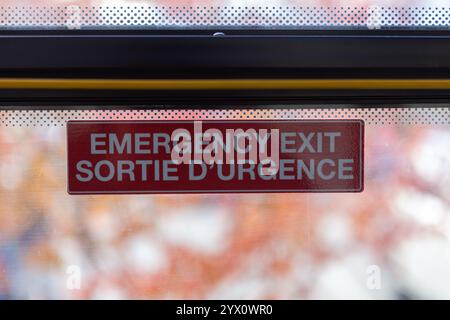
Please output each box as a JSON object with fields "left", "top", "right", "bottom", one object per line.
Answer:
{"left": 0, "top": 107, "right": 448, "bottom": 127}
{"left": 0, "top": 6, "right": 449, "bottom": 29}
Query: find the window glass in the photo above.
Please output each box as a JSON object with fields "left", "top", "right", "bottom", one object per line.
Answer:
{"left": 0, "top": 1, "right": 449, "bottom": 30}
{"left": 0, "top": 106, "right": 449, "bottom": 299}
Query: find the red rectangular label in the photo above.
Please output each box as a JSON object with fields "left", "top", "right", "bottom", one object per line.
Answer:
{"left": 67, "top": 120, "right": 364, "bottom": 194}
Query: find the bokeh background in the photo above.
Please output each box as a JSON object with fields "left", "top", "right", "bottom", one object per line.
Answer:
{"left": 0, "top": 107, "right": 449, "bottom": 300}
{"left": 0, "top": 0, "right": 449, "bottom": 300}
{"left": 0, "top": 0, "right": 449, "bottom": 30}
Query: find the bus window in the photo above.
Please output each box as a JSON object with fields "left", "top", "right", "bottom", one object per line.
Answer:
{"left": 0, "top": 2, "right": 449, "bottom": 302}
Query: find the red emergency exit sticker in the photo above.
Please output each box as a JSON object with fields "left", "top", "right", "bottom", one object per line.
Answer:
{"left": 67, "top": 120, "right": 364, "bottom": 194}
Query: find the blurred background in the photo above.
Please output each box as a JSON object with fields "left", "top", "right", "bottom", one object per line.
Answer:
{"left": 0, "top": 1, "right": 449, "bottom": 300}
{"left": 1, "top": 0, "right": 448, "bottom": 6}
{"left": 0, "top": 107, "right": 449, "bottom": 299}
{"left": 0, "top": 0, "right": 449, "bottom": 30}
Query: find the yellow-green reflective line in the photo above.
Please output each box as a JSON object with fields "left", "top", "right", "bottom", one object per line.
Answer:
{"left": 1, "top": 78, "right": 450, "bottom": 90}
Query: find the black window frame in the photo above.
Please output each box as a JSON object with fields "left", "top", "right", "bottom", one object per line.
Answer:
{"left": 0, "top": 29, "right": 450, "bottom": 108}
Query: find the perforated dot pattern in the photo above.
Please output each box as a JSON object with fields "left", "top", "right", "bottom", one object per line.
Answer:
{"left": 0, "top": 107, "right": 448, "bottom": 127}
{"left": 0, "top": 6, "right": 449, "bottom": 30}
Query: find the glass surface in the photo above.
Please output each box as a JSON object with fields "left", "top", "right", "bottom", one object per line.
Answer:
{"left": 0, "top": 1, "right": 449, "bottom": 30}
{"left": 0, "top": 106, "right": 449, "bottom": 299}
